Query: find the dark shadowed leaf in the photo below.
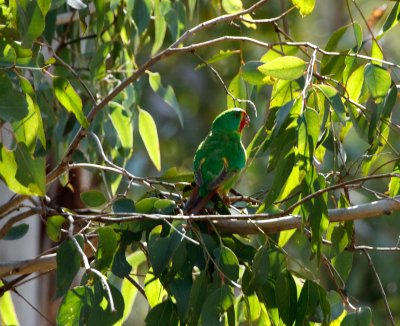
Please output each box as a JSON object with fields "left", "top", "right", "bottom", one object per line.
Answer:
{"left": 56, "top": 235, "right": 84, "bottom": 298}
{"left": 3, "top": 223, "right": 29, "bottom": 240}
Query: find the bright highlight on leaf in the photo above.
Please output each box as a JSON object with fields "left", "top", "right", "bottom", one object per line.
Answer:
{"left": 292, "top": 0, "right": 316, "bottom": 16}
{"left": 138, "top": 108, "right": 161, "bottom": 171}
{"left": 258, "top": 56, "right": 307, "bottom": 80}
{"left": 222, "top": 0, "right": 243, "bottom": 13}
{"left": 109, "top": 102, "right": 133, "bottom": 150}
{"left": 54, "top": 77, "right": 89, "bottom": 128}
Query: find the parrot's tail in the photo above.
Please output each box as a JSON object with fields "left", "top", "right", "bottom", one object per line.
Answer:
{"left": 183, "top": 186, "right": 217, "bottom": 215}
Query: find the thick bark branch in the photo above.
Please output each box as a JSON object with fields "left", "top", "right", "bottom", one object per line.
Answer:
{"left": 1, "top": 196, "right": 399, "bottom": 277}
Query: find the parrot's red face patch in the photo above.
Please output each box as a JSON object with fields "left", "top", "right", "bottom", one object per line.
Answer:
{"left": 239, "top": 112, "right": 250, "bottom": 132}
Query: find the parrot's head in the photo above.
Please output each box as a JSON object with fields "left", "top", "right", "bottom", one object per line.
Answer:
{"left": 211, "top": 108, "right": 250, "bottom": 134}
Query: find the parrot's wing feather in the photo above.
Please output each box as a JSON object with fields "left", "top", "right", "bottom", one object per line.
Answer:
{"left": 207, "top": 167, "right": 236, "bottom": 191}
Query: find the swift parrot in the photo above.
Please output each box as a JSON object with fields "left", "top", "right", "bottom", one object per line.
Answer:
{"left": 184, "top": 108, "right": 250, "bottom": 214}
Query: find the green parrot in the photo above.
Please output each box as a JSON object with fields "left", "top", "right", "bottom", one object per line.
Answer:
{"left": 184, "top": 108, "right": 250, "bottom": 214}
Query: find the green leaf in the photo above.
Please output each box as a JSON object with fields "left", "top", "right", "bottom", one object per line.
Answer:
{"left": 132, "top": 0, "right": 152, "bottom": 34}
{"left": 187, "top": 272, "right": 208, "bottom": 326}
{"left": 3, "top": 223, "right": 29, "bottom": 240}
{"left": 95, "top": 227, "right": 118, "bottom": 272}
{"left": 54, "top": 77, "right": 89, "bottom": 128}
{"left": 332, "top": 251, "right": 353, "bottom": 282}
{"left": 0, "top": 90, "right": 28, "bottom": 122}
{"left": 241, "top": 61, "right": 268, "bottom": 85}
{"left": 152, "top": 0, "right": 167, "bottom": 55}
{"left": 0, "top": 281, "right": 19, "bottom": 325}
{"left": 295, "top": 280, "right": 320, "bottom": 325}
{"left": 379, "top": 2, "right": 400, "bottom": 37}
{"left": 346, "top": 64, "right": 365, "bottom": 101}
{"left": 112, "top": 239, "right": 132, "bottom": 278}
{"left": 138, "top": 108, "right": 161, "bottom": 171}
{"left": 16, "top": 74, "right": 46, "bottom": 150}
{"left": 353, "top": 21, "right": 363, "bottom": 50}
{"left": 227, "top": 72, "right": 247, "bottom": 109}
{"left": 37, "top": 0, "right": 51, "bottom": 15}
{"left": 222, "top": 0, "right": 243, "bottom": 13}
{"left": 113, "top": 198, "right": 136, "bottom": 213}
{"left": 109, "top": 102, "right": 133, "bottom": 151}
{"left": 389, "top": 162, "right": 400, "bottom": 197}
{"left": 148, "top": 72, "right": 183, "bottom": 126}
{"left": 145, "top": 269, "right": 168, "bottom": 307}
{"left": 297, "top": 107, "right": 320, "bottom": 168}
{"left": 0, "top": 143, "right": 45, "bottom": 196}
{"left": 270, "top": 80, "right": 301, "bottom": 108}
{"left": 46, "top": 215, "right": 66, "bottom": 242}
{"left": 276, "top": 270, "right": 297, "bottom": 326}
{"left": 147, "top": 223, "right": 184, "bottom": 276}
{"left": 371, "top": 39, "right": 383, "bottom": 66}
{"left": 94, "top": 0, "right": 104, "bottom": 33}
{"left": 57, "top": 286, "right": 89, "bottom": 326}
{"left": 213, "top": 246, "right": 239, "bottom": 282}
{"left": 258, "top": 56, "right": 307, "bottom": 80}
{"left": 56, "top": 235, "right": 84, "bottom": 298}
{"left": 317, "top": 84, "right": 346, "bottom": 125}
{"left": 292, "top": 0, "right": 316, "bottom": 16}
{"left": 85, "top": 281, "right": 125, "bottom": 325}
{"left": 305, "top": 173, "right": 329, "bottom": 260}
{"left": 341, "top": 307, "right": 371, "bottom": 326}
{"left": 115, "top": 251, "right": 147, "bottom": 326}
{"left": 260, "top": 150, "right": 295, "bottom": 209}
{"left": 80, "top": 190, "right": 107, "bottom": 208}
{"left": 200, "top": 284, "right": 234, "bottom": 325}
{"left": 146, "top": 300, "right": 179, "bottom": 326}
{"left": 22, "top": 2, "right": 45, "bottom": 48}
{"left": 364, "top": 64, "right": 391, "bottom": 103}
{"left": 321, "top": 24, "right": 350, "bottom": 75}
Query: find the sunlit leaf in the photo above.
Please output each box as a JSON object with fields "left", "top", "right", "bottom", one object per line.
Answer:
{"left": 378, "top": 2, "right": 400, "bottom": 37}
{"left": 138, "top": 108, "right": 161, "bottom": 171}
{"left": 258, "top": 56, "right": 307, "bottom": 80}
{"left": 222, "top": 0, "right": 243, "bottom": 13}
{"left": 0, "top": 281, "right": 19, "bottom": 325}
{"left": 346, "top": 64, "right": 365, "bottom": 101}
{"left": 0, "top": 143, "right": 45, "bottom": 196}
{"left": 292, "top": 0, "right": 316, "bottom": 16}
{"left": 227, "top": 73, "right": 247, "bottom": 110}
{"left": 109, "top": 102, "right": 133, "bottom": 151}
{"left": 317, "top": 84, "right": 346, "bottom": 125}
{"left": 54, "top": 77, "right": 89, "bottom": 128}
{"left": 56, "top": 286, "right": 88, "bottom": 326}
{"left": 46, "top": 215, "right": 66, "bottom": 242}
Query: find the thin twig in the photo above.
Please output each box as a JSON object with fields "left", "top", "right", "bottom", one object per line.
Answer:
{"left": 362, "top": 249, "right": 396, "bottom": 326}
